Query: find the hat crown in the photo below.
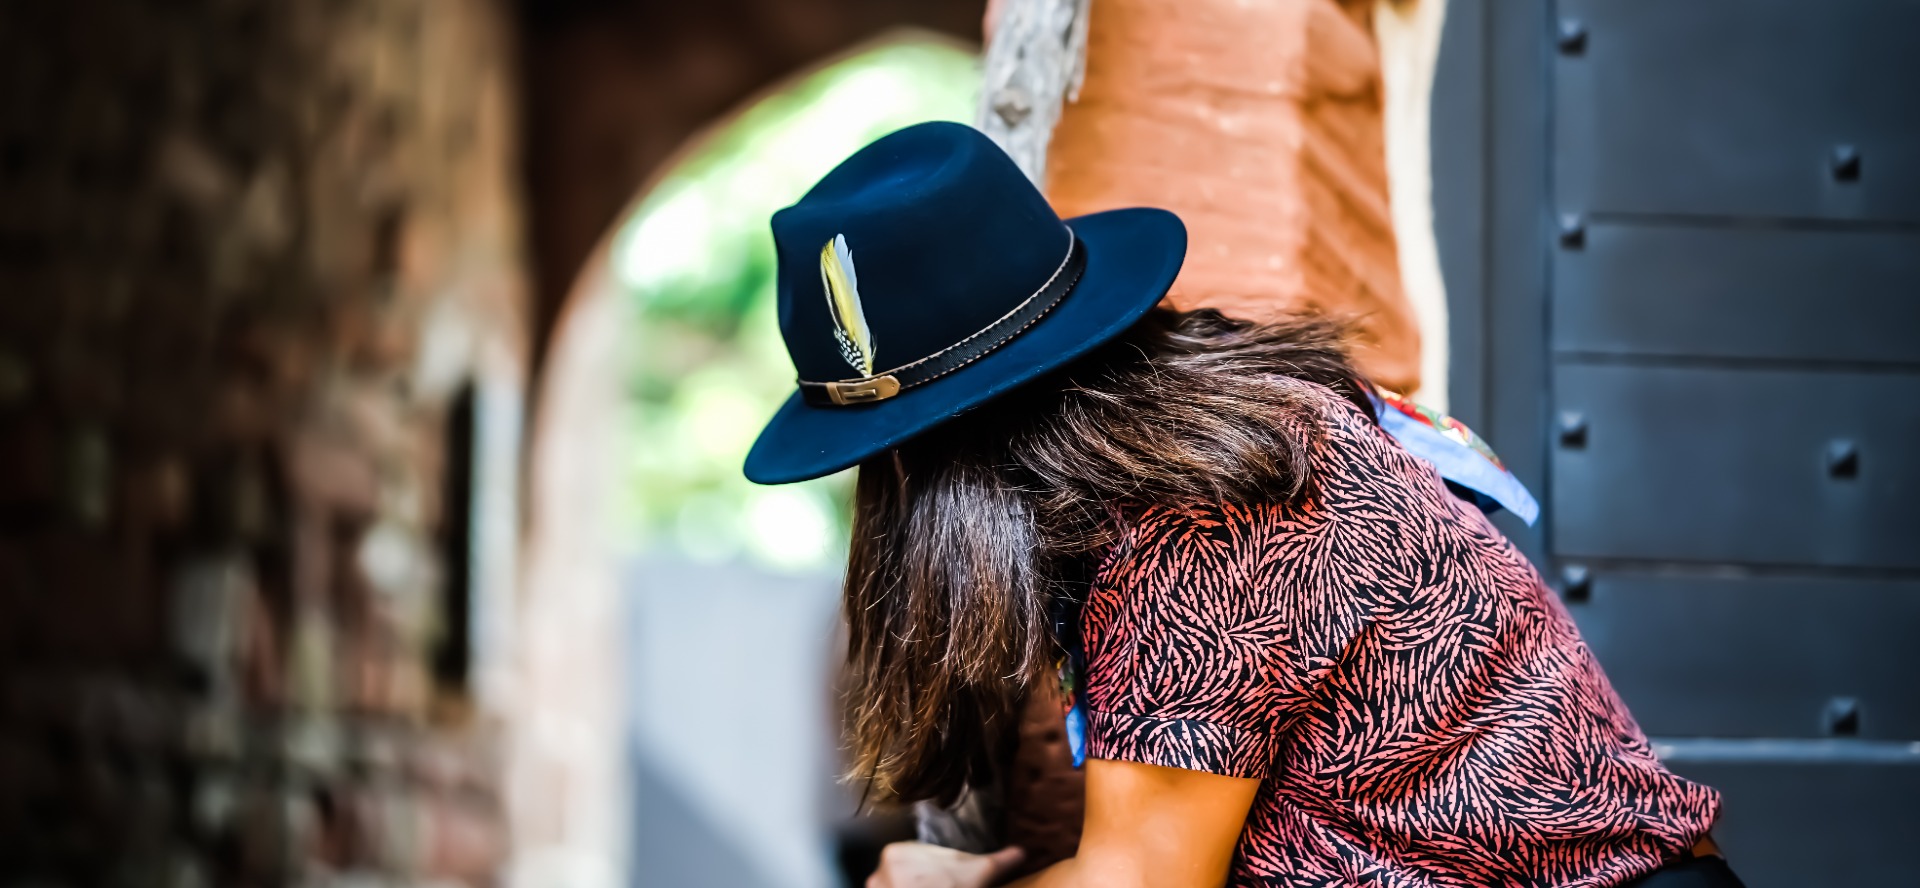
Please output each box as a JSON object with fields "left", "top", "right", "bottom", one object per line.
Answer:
{"left": 771, "top": 122, "right": 1072, "bottom": 384}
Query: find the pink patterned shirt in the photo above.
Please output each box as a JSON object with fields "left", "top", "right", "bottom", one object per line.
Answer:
{"left": 1081, "top": 381, "right": 1719, "bottom": 887}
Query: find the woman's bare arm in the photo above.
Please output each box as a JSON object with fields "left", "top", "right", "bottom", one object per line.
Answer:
{"left": 1006, "top": 758, "right": 1259, "bottom": 888}
{"left": 866, "top": 758, "right": 1258, "bottom": 888}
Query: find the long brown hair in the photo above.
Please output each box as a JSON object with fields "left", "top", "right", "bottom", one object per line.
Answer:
{"left": 841, "top": 308, "right": 1372, "bottom": 804}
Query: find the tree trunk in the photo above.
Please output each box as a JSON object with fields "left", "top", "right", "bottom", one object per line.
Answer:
{"left": 976, "top": 0, "right": 1095, "bottom": 182}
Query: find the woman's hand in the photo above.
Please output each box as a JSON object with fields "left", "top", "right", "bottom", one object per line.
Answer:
{"left": 868, "top": 842, "right": 1027, "bottom": 888}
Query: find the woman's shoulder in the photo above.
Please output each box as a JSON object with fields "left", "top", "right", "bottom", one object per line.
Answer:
{"left": 1111, "top": 388, "right": 1437, "bottom": 546}
{"left": 1113, "top": 499, "right": 1273, "bottom": 553}
{"left": 1240, "top": 374, "right": 1391, "bottom": 461}
{"left": 1097, "top": 498, "right": 1305, "bottom": 597}
{"left": 1092, "top": 378, "right": 1424, "bottom": 572}
{"left": 1274, "top": 376, "right": 1437, "bottom": 487}
{"left": 1281, "top": 375, "right": 1387, "bottom": 440}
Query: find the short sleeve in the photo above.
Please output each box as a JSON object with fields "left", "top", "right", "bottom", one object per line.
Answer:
{"left": 1079, "top": 502, "right": 1330, "bottom": 779}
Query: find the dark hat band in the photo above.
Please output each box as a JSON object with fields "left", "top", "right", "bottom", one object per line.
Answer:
{"left": 798, "top": 232, "right": 1087, "bottom": 407}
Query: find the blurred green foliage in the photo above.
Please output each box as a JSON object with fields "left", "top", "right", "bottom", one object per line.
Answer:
{"left": 611, "top": 39, "right": 978, "bottom": 571}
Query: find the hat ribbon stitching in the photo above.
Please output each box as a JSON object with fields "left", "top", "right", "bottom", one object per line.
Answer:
{"left": 797, "top": 229, "right": 1085, "bottom": 407}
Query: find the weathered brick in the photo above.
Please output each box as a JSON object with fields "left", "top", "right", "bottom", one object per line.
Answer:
{"left": 0, "top": 0, "right": 524, "bottom": 882}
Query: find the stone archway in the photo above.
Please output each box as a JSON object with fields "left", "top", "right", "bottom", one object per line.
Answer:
{"left": 513, "top": 31, "right": 977, "bottom": 888}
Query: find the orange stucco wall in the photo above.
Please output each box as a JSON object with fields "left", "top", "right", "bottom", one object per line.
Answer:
{"left": 1045, "top": 0, "right": 1421, "bottom": 393}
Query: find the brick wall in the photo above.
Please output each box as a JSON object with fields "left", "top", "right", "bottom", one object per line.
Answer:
{"left": 0, "top": 1, "right": 528, "bottom": 885}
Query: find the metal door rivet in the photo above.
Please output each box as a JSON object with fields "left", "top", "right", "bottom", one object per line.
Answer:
{"left": 1557, "top": 214, "right": 1586, "bottom": 249}
{"left": 1824, "top": 697, "right": 1861, "bottom": 736}
{"left": 1831, "top": 144, "right": 1862, "bottom": 181}
{"left": 1826, "top": 439, "right": 1859, "bottom": 479}
{"left": 1557, "top": 411, "right": 1588, "bottom": 449}
{"left": 1557, "top": 19, "right": 1588, "bottom": 55}
{"left": 1561, "top": 564, "right": 1593, "bottom": 603}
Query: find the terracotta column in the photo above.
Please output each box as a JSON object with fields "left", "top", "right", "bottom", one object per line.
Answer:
{"left": 1045, "top": 0, "right": 1423, "bottom": 394}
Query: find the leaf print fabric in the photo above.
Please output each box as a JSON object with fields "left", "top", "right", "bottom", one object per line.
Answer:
{"left": 1081, "top": 379, "right": 1719, "bottom": 887}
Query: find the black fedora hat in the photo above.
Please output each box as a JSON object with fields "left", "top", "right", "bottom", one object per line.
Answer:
{"left": 743, "top": 121, "right": 1186, "bottom": 484}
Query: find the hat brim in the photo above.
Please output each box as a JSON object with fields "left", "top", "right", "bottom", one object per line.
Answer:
{"left": 743, "top": 207, "right": 1186, "bottom": 485}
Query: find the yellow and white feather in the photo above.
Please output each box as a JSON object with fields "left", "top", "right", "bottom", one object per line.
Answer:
{"left": 819, "top": 234, "right": 876, "bottom": 375}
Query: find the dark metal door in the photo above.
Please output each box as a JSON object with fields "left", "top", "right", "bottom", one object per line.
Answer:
{"left": 1434, "top": 2, "right": 1920, "bottom": 885}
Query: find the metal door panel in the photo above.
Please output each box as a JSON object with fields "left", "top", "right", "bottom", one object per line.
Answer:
{"left": 1441, "top": 2, "right": 1920, "bottom": 881}
{"left": 1551, "top": 365, "right": 1920, "bottom": 569}
{"left": 1567, "top": 572, "right": 1920, "bottom": 739}
{"left": 1553, "top": 223, "right": 1920, "bottom": 365}
{"left": 1555, "top": 0, "right": 1920, "bottom": 222}
{"left": 1661, "top": 754, "right": 1920, "bottom": 888}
